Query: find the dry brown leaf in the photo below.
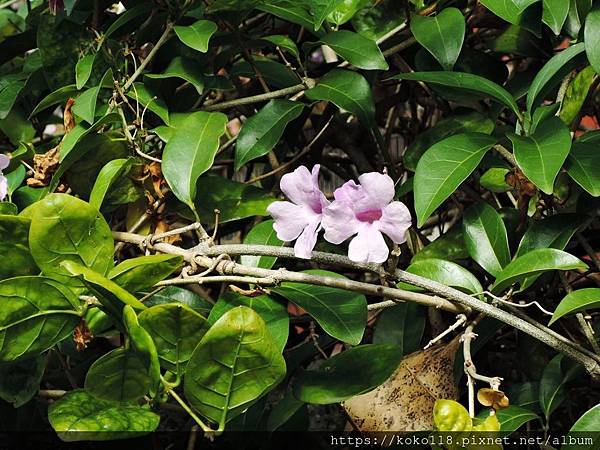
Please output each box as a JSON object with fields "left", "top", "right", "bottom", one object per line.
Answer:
{"left": 26, "top": 146, "right": 60, "bottom": 187}
{"left": 147, "top": 162, "right": 165, "bottom": 198}
{"left": 343, "top": 336, "right": 461, "bottom": 432}
{"left": 64, "top": 98, "right": 76, "bottom": 133}
{"left": 477, "top": 388, "right": 509, "bottom": 410}
{"left": 154, "top": 219, "right": 182, "bottom": 245}
{"left": 73, "top": 320, "right": 92, "bottom": 351}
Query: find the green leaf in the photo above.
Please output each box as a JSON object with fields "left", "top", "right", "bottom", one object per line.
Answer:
{"left": 48, "top": 389, "right": 160, "bottom": 441}
{"left": 563, "top": 404, "right": 600, "bottom": 450}
{"left": 266, "top": 392, "right": 305, "bottom": 431}
{"left": 0, "top": 355, "right": 45, "bottom": 407}
{"left": 208, "top": 292, "right": 289, "bottom": 353}
{"left": 543, "top": 0, "right": 570, "bottom": 34}
{"left": 585, "top": 6, "right": 600, "bottom": 74}
{"left": 28, "top": 194, "right": 114, "bottom": 278}
{"left": 566, "top": 142, "right": 600, "bottom": 196}
{"left": 271, "top": 270, "right": 367, "bottom": 345}
{"left": 75, "top": 54, "right": 95, "bottom": 89}
{"left": 235, "top": 99, "right": 304, "bottom": 170}
{"left": 372, "top": 303, "right": 425, "bottom": 355}
{"left": 174, "top": 20, "right": 217, "bottom": 53}
{"left": 103, "top": 3, "right": 154, "bottom": 40}
{"left": 412, "top": 226, "right": 470, "bottom": 263}
{"left": 71, "top": 69, "right": 112, "bottom": 125}
{"left": 109, "top": 255, "right": 184, "bottom": 293}
{"left": 59, "top": 113, "right": 121, "bottom": 163}
{"left": 0, "top": 276, "right": 81, "bottom": 362}
{"left": 496, "top": 405, "right": 539, "bottom": 432}
{"left": 258, "top": 1, "right": 315, "bottom": 31}
{"left": 61, "top": 261, "right": 147, "bottom": 320}
{"left": 194, "top": 175, "right": 275, "bottom": 223}
{"left": 184, "top": 306, "right": 286, "bottom": 428}
{"left": 240, "top": 220, "right": 284, "bottom": 270}
{"left": 403, "top": 258, "right": 483, "bottom": 295}
{"left": 414, "top": 133, "right": 497, "bottom": 227}
{"left": 145, "top": 286, "right": 213, "bottom": 317}
{"left": 480, "top": 167, "right": 512, "bottom": 192}
{"left": 327, "top": 0, "right": 370, "bottom": 25}
{"left": 516, "top": 213, "right": 583, "bottom": 257}
{"left": 89, "top": 158, "right": 134, "bottom": 210}
{"left": 479, "top": 0, "right": 525, "bottom": 24}
{"left": 463, "top": 202, "right": 511, "bottom": 277}
{"left": 162, "top": 111, "right": 228, "bottom": 210}
{"left": 319, "top": 30, "right": 388, "bottom": 70}
{"left": 292, "top": 344, "right": 402, "bottom": 404}
{"left": 309, "top": 0, "right": 345, "bottom": 30}
{"left": 85, "top": 347, "right": 151, "bottom": 403}
{"left": 138, "top": 303, "right": 210, "bottom": 371}
{"left": 508, "top": 116, "right": 572, "bottom": 194}
{"left": 393, "top": 72, "right": 521, "bottom": 118}
{"left": 0, "top": 80, "right": 25, "bottom": 120}
{"left": 491, "top": 248, "right": 587, "bottom": 293}
{"left": 305, "top": 69, "right": 375, "bottom": 127}
{"left": 145, "top": 57, "right": 205, "bottom": 94}
{"left": 550, "top": 288, "right": 600, "bottom": 324}
{"left": 559, "top": 66, "right": 596, "bottom": 126}
{"left": 527, "top": 43, "right": 586, "bottom": 111}
{"left": 0, "top": 214, "right": 38, "bottom": 278}
{"left": 262, "top": 35, "right": 300, "bottom": 61}
{"left": 30, "top": 85, "right": 79, "bottom": 116}
{"left": 126, "top": 82, "right": 170, "bottom": 125}
{"left": 539, "top": 354, "right": 581, "bottom": 420}
{"left": 410, "top": 8, "right": 465, "bottom": 71}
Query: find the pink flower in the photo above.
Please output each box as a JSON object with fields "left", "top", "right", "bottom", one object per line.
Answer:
{"left": 267, "top": 165, "right": 330, "bottom": 259}
{"left": 322, "top": 172, "right": 412, "bottom": 263}
{"left": 0, "top": 154, "right": 9, "bottom": 201}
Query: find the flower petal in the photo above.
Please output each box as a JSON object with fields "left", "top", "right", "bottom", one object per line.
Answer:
{"left": 268, "top": 201, "right": 310, "bottom": 242}
{"left": 378, "top": 201, "right": 412, "bottom": 244}
{"left": 0, "top": 154, "right": 9, "bottom": 171}
{"left": 280, "top": 165, "right": 325, "bottom": 212}
{"left": 0, "top": 175, "right": 7, "bottom": 201}
{"left": 294, "top": 217, "right": 321, "bottom": 259}
{"left": 348, "top": 225, "right": 389, "bottom": 263}
{"left": 357, "top": 172, "right": 395, "bottom": 209}
{"left": 322, "top": 201, "right": 360, "bottom": 244}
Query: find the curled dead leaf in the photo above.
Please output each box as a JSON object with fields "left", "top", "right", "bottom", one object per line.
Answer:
{"left": 343, "top": 336, "right": 461, "bottom": 432}
{"left": 147, "top": 161, "right": 165, "bottom": 198}
{"left": 73, "top": 320, "right": 92, "bottom": 351}
{"left": 64, "top": 98, "right": 76, "bottom": 133}
{"left": 477, "top": 388, "right": 509, "bottom": 410}
{"left": 26, "top": 146, "right": 60, "bottom": 187}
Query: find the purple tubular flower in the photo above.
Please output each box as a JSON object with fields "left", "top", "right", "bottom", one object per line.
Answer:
{"left": 322, "top": 172, "right": 412, "bottom": 264}
{"left": 0, "top": 154, "right": 9, "bottom": 201}
{"left": 267, "top": 165, "right": 330, "bottom": 259}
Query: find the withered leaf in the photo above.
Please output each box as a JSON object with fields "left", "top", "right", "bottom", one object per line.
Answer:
{"left": 26, "top": 146, "right": 60, "bottom": 188}
{"left": 343, "top": 336, "right": 461, "bottom": 432}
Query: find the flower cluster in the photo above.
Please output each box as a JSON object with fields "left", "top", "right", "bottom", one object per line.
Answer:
{"left": 0, "top": 154, "right": 9, "bottom": 202}
{"left": 267, "top": 165, "right": 412, "bottom": 263}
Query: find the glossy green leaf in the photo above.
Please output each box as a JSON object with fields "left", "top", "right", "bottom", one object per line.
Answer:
{"left": 508, "top": 116, "right": 572, "bottom": 194}
{"left": 208, "top": 292, "right": 289, "bottom": 353}
{"left": 266, "top": 392, "right": 305, "bottom": 431}
{"left": 563, "top": 404, "right": 600, "bottom": 450}
{"left": 145, "top": 57, "right": 205, "bottom": 94}
{"left": 463, "top": 202, "right": 511, "bottom": 277}
{"left": 138, "top": 303, "right": 210, "bottom": 371}
{"left": 293, "top": 344, "right": 402, "bottom": 404}
{"left": 0, "top": 355, "right": 45, "bottom": 407}
{"left": 585, "top": 6, "right": 600, "bottom": 74}
{"left": 75, "top": 54, "right": 95, "bottom": 89}
{"left": 184, "top": 306, "right": 286, "bottom": 428}
{"left": 550, "top": 288, "right": 600, "bottom": 324}
{"left": 126, "top": 82, "right": 170, "bottom": 125}
{"left": 0, "top": 80, "right": 25, "bottom": 120}
{"left": 71, "top": 69, "right": 112, "bottom": 125}
{"left": 559, "top": 66, "right": 596, "bottom": 126}
{"left": 372, "top": 303, "right": 425, "bottom": 355}
{"left": 85, "top": 347, "right": 151, "bottom": 402}
{"left": 410, "top": 8, "right": 465, "bottom": 70}
{"left": 262, "top": 35, "right": 300, "bottom": 60}
{"left": 109, "top": 255, "right": 184, "bottom": 293}
{"left": 30, "top": 84, "right": 79, "bottom": 116}
{"left": 496, "top": 405, "right": 539, "bottom": 432}
{"left": 0, "top": 214, "right": 38, "bottom": 278}
{"left": 145, "top": 286, "right": 213, "bottom": 317}
{"left": 0, "top": 276, "right": 81, "bottom": 362}
{"left": 320, "top": 30, "right": 388, "bottom": 70}
{"left": 393, "top": 72, "right": 521, "bottom": 118}
{"left": 61, "top": 261, "right": 146, "bottom": 320}
{"left": 59, "top": 113, "right": 121, "bottom": 162}
{"left": 566, "top": 142, "right": 600, "bottom": 196}
{"left": 479, "top": 0, "right": 524, "bottom": 24}
{"left": 235, "top": 99, "right": 304, "bottom": 170}
{"left": 89, "top": 158, "right": 133, "bottom": 210}
{"left": 414, "top": 133, "right": 497, "bottom": 227}
{"left": 272, "top": 270, "right": 367, "bottom": 345}
{"left": 404, "top": 258, "right": 483, "bottom": 295}
{"left": 28, "top": 194, "right": 114, "bottom": 278}
{"left": 309, "top": 0, "right": 345, "bottom": 30}
{"left": 48, "top": 389, "right": 160, "bottom": 441}
{"left": 412, "top": 226, "right": 470, "bottom": 263}
{"left": 539, "top": 354, "right": 581, "bottom": 420}
{"left": 174, "top": 20, "right": 217, "bottom": 53}
{"left": 240, "top": 220, "right": 284, "bottom": 270}
{"left": 480, "top": 167, "right": 511, "bottom": 192}
{"left": 516, "top": 213, "right": 583, "bottom": 257}
{"left": 527, "top": 43, "right": 586, "bottom": 111}
{"left": 162, "top": 111, "right": 228, "bottom": 210}
{"left": 491, "top": 248, "right": 587, "bottom": 293}
{"left": 305, "top": 69, "right": 375, "bottom": 127}
{"left": 258, "top": 1, "right": 315, "bottom": 31}
{"left": 543, "top": 0, "right": 569, "bottom": 34}
{"left": 103, "top": 3, "right": 154, "bottom": 40}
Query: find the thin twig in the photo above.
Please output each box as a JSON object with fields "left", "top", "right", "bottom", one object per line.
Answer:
{"left": 202, "top": 82, "right": 311, "bottom": 111}
{"left": 424, "top": 314, "right": 467, "bottom": 349}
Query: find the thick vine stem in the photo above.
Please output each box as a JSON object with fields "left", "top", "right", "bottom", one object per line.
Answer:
{"left": 112, "top": 233, "right": 600, "bottom": 379}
